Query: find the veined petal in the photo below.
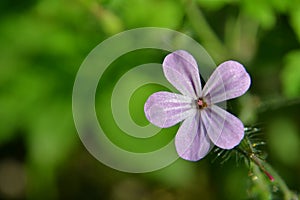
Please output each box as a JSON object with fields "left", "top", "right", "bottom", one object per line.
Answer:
{"left": 201, "top": 105, "right": 244, "bottom": 149}
{"left": 163, "top": 50, "right": 202, "bottom": 99}
{"left": 144, "top": 91, "right": 196, "bottom": 128}
{"left": 202, "top": 61, "right": 251, "bottom": 104}
{"left": 175, "top": 112, "right": 212, "bottom": 161}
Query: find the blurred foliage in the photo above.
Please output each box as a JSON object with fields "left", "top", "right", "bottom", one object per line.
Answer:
{"left": 268, "top": 117, "right": 300, "bottom": 166}
{"left": 282, "top": 50, "right": 300, "bottom": 98}
{"left": 0, "top": 0, "right": 300, "bottom": 199}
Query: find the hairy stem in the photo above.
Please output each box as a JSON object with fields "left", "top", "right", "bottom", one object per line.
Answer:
{"left": 263, "top": 162, "right": 299, "bottom": 200}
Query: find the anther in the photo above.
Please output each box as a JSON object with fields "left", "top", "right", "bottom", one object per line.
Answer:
{"left": 197, "top": 98, "right": 207, "bottom": 109}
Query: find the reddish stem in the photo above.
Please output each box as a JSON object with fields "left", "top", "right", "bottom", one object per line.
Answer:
{"left": 250, "top": 153, "right": 274, "bottom": 182}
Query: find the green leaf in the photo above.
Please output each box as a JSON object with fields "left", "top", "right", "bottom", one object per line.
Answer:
{"left": 196, "top": 0, "right": 235, "bottom": 10}
{"left": 270, "top": 0, "right": 289, "bottom": 13}
{"left": 289, "top": 3, "right": 300, "bottom": 42}
{"left": 109, "top": 0, "right": 184, "bottom": 28}
{"left": 281, "top": 50, "right": 300, "bottom": 98}
{"left": 241, "top": 0, "right": 276, "bottom": 29}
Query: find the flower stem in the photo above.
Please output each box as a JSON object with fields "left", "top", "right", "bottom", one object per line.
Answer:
{"left": 245, "top": 150, "right": 298, "bottom": 199}
{"left": 262, "top": 161, "right": 299, "bottom": 200}
{"left": 183, "top": 0, "right": 228, "bottom": 62}
{"left": 234, "top": 128, "right": 299, "bottom": 200}
{"left": 249, "top": 153, "right": 274, "bottom": 182}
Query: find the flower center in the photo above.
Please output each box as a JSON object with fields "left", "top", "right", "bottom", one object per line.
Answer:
{"left": 196, "top": 98, "right": 207, "bottom": 109}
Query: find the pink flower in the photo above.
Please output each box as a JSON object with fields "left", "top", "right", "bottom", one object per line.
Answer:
{"left": 144, "top": 50, "right": 251, "bottom": 161}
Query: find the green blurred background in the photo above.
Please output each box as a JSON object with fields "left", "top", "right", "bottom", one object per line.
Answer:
{"left": 1, "top": 0, "right": 300, "bottom": 199}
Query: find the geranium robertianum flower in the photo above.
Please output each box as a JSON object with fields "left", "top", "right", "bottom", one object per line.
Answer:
{"left": 144, "top": 50, "right": 251, "bottom": 161}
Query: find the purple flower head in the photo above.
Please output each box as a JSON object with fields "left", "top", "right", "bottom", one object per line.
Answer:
{"left": 144, "top": 50, "right": 251, "bottom": 161}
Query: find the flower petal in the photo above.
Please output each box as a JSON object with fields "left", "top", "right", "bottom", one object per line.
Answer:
{"left": 163, "top": 50, "right": 202, "bottom": 98}
{"left": 144, "top": 91, "right": 196, "bottom": 128}
{"left": 175, "top": 112, "right": 212, "bottom": 161}
{"left": 202, "top": 61, "right": 251, "bottom": 104}
{"left": 201, "top": 105, "right": 244, "bottom": 149}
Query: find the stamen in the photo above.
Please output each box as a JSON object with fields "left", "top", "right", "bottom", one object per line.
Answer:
{"left": 197, "top": 98, "right": 207, "bottom": 109}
